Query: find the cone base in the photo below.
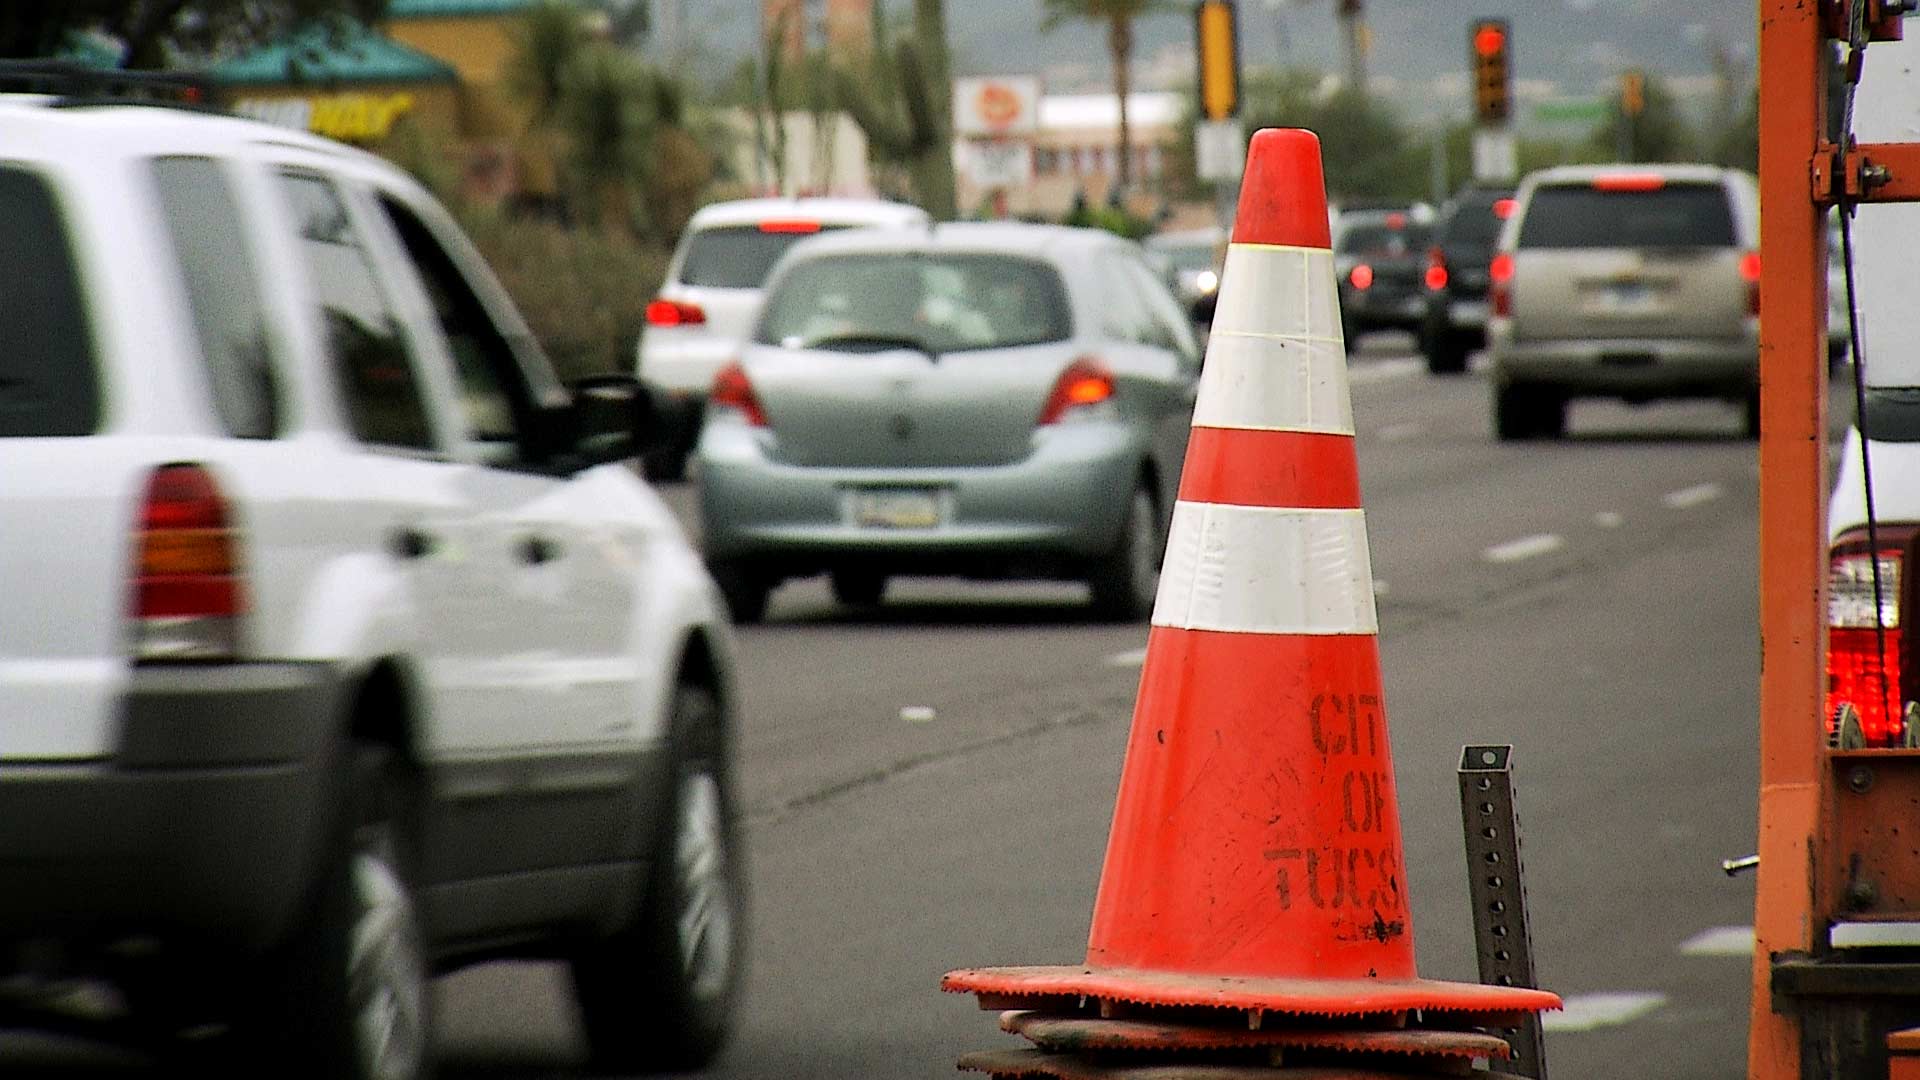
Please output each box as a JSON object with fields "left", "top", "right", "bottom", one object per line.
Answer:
{"left": 959, "top": 1048, "right": 1531, "bottom": 1080}
{"left": 999, "top": 1012, "right": 1511, "bottom": 1059}
{"left": 943, "top": 966, "right": 1560, "bottom": 1018}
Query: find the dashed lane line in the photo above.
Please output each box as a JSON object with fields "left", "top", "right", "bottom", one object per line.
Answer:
{"left": 1105, "top": 647, "right": 1149, "bottom": 667}
{"left": 1483, "top": 533, "right": 1565, "bottom": 564}
{"left": 1346, "top": 357, "right": 1426, "bottom": 385}
{"left": 1662, "top": 482, "right": 1724, "bottom": 510}
{"left": 1541, "top": 992, "right": 1669, "bottom": 1033}
{"left": 1679, "top": 925, "right": 1754, "bottom": 956}
{"left": 1594, "top": 511, "right": 1625, "bottom": 528}
{"left": 1376, "top": 422, "right": 1426, "bottom": 442}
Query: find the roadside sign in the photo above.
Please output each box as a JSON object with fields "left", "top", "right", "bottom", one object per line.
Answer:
{"left": 1196, "top": 118, "right": 1245, "bottom": 181}
{"left": 953, "top": 76, "right": 1041, "bottom": 136}
{"left": 1472, "top": 127, "right": 1516, "bottom": 183}
{"left": 1196, "top": 0, "right": 1240, "bottom": 121}
{"left": 959, "top": 138, "right": 1033, "bottom": 188}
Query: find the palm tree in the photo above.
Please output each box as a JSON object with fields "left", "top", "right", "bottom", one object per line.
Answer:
{"left": 1042, "top": 0, "right": 1176, "bottom": 194}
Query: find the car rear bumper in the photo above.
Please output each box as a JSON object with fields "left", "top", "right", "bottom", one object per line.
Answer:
{"left": 0, "top": 663, "right": 344, "bottom": 960}
{"left": 639, "top": 334, "right": 739, "bottom": 396}
{"left": 697, "top": 420, "right": 1143, "bottom": 573}
{"left": 1489, "top": 325, "right": 1758, "bottom": 396}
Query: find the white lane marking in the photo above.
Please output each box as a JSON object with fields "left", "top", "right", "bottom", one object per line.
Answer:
{"left": 1105, "top": 647, "right": 1149, "bottom": 668}
{"left": 1483, "top": 533, "right": 1565, "bottom": 564}
{"left": 1594, "top": 511, "right": 1625, "bottom": 528}
{"left": 1346, "top": 357, "right": 1425, "bottom": 385}
{"left": 1663, "top": 482, "right": 1724, "bottom": 510}
{"left": 1377, "top": 422, "right": 1425, "bottom": 442}
{"left": 1371, "top": 578, "right": 1389, "bottom": 597}
{"left": 1540, "top": 992, "right": 1668, "bottom": 1032}
{"left": 899, "top": 705, "right": 936, "bottom": 723}
{"left": 1679, "top": 925, "right": 1754, "bottom": 956}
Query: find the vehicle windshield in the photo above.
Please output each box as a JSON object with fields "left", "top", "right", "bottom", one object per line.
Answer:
{"left": 678, "top": 224, "right": 851, "bottom": 289}
{"left": 1336, "top": 221, "right": 1431, "bottom": 256}
{"left": 1517, "top": 183, "right": 1735, "bottom": 249}
{"left": 757, "top": 252, "right": 1072, "bottom": 353}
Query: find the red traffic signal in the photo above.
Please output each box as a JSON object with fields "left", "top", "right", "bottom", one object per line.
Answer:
{"left": 1471, "top": 18, "right": 1512, "bottom": 125}
{"left": 1474, "top": 24, "right": 1506, "bottom": 58}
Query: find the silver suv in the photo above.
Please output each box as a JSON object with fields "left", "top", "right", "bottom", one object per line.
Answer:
{"left": 1487, "top": 164, "right": 1762, "bottom": 440}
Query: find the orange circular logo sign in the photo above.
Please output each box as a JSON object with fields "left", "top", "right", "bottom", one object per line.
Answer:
{"left": 977, "top": 83, "right": 1022, "bottom": 130}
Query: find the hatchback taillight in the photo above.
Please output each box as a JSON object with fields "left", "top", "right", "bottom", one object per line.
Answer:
{"left": 132, "top": 463, "right": 243, "bottom": 661}
{"left": 1827, "top": 528, "right": 1912, "bottom": 746}
{"left": 1038, "top": 357, "right": 1116, "bottom": 425}
{"left": 711, "top": 362, "right": 768, "bottom": 426}
{"left": 1489, "top": 252, "right": 1515, "bottom": 317}
{"left": 647, "top": 298, "right": 706, "bottom": 327}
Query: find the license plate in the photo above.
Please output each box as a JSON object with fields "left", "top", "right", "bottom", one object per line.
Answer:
{"left": 850, "top": 489, "right": 941, "bottom": 529}
{"left": 1601, "top": 281, "right": 1657, "bottom": 313}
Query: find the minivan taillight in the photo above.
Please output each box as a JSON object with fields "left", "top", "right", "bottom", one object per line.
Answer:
{"left": 711, "top": 362, "right": 768, "bottom": 426}
{"left": 1489, "top": 252, "right": 1515, "bottom": 317}
{"left": 1038, "top": 357, "right": 1116, "bottom": 425}
{"left": 132, "top": 463, "right": 243, "bottom": 661}
{"left": 647, "top": 298, "right": 706, "bottom": 327}
{"left": 1827, "top": 528, "right": 1912, "bottom": 746}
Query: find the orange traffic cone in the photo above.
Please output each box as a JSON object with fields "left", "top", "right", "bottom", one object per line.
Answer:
{"left": 944, "top": 129, "right": 1558, "bottom": 1058}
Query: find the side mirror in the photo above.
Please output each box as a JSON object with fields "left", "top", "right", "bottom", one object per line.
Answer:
{"left": 566, "top": 374, "right": 670, "bottom": 465}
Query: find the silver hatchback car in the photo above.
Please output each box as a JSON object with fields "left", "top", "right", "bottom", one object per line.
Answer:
{"left": 697, "top": 223, "right": 1202, "bottom": 622}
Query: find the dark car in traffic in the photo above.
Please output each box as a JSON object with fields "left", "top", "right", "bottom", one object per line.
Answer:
{"left": 1420, "top": 186, "right": 1516, "bottom": 374}
{"left": 1333, "top": 209, "right": 1432, "bottom": 347}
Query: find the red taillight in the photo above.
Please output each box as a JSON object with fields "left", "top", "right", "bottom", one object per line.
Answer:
{"left": 1489, "top": 252, "right": 1514, "bottom": 317}
{"left": 1592, "top": 173, "right": 1666, "bottom": 192}
{"left": 1385, "top": 212, "right": 1407, "bottom": 230}
{"left": 1349, "top": 263, "right": 1374, "bottom": 290}
{"left": 758, "top": 219, "right": 822, "bottom": 234}
{"left": 1827, "top": 537, "right": 1909, "bottom": 746}
{"left": 1493, "top": 198, "right": 1517, "bottom": 220}
{"left": 711, "top": 361, "right": 768, "bottom": 426}
{"left": 1740, "top": 250, "right": 1761, "bottom": 316}
{"left": 1038, "top": 357, "right": 1116, "bottom": 425}
{"left": 1424, "top": 248, "right": 1448, "bottom": 292}
{"left": 646, "top": 298, "right": 706, "bottom": 327}
{"left": 132, "top": 464, "right": 243, "bottom": 660}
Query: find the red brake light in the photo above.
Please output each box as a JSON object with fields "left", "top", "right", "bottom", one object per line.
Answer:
{"left": 1827, "top": 536, "right": 1910, "bottom": 746}
{"left": 132, "top": 464, "right": 244, "bottom": 660}
{"left": 1349, "top": 263, "right": 1375, "bottom": 290}
{"left": 647, "top": 299, "right": 706, "bottom": 327}
{"left": 1384, "top": 212, "right": 1407, "bottom": 230}
{"left": 1489, "top": 252, "right": 1514, "bottom": 317}
{"left": 1424, "top": 248, "right": 1448, "bottom": 292}
{"left": 1740, "top": 250, "right": 1762, "bottom": 316}
{"left": 1038, "top": 357, "right": 1116, "bottom": 425}
{"left": 1493, "top": 198, "right": 1517, "bottom": 220}
{"left": 711, "top": 361, "right": 769, "bottom": 426}
{"left": 1592, "top": 173, "right": 1666, "bottom": 192}
{"left": 758, "top": 219, "right": 822, "bottom": 234}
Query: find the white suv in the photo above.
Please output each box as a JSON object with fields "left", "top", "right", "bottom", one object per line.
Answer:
{"left": 0, "top": 78, "right": 742, "bottom": 1078}
{"left": 636, "top": 196, "right": 929, "bottom": 478}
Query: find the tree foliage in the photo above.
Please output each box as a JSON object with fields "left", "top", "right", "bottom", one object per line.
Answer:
{"left": 1040, "top": 0, "right": 1177, "bottom": 193}
{"left": 1586, "top": 71, "right": 1698, "bottom": 164}
{"left": 0, "top": 0, "right": 387, "bottom": 67}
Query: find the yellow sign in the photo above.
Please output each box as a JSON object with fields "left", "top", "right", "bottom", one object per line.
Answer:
{"left": 1620, "top": 69, "right": 1646, "bottom": 119}
{"left": 233, "top": 93, "right": 415, "bottom": 142}
{"left": 1197, "top": 0, "right": 1239, "bottom": 122}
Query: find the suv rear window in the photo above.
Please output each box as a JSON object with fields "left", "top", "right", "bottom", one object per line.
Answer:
{"left": 757, "top": 253, "right": 1071, "bottom": 353}
{"left": 678, "top": 224, "right": 849, "bottom": 289}
{"left": 0, "top": 166, "right": 100, "bottom": 437}
{"left": 1518, "top": 183, "right": 1736, "bottom": 249}
{"left": 1439, "top": 193, "right": 1511, "bottom": 247}
{"left": 1336, "top": 222, "right": 1431, "bottom": 256}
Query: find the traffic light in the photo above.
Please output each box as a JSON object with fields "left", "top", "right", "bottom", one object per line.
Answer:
{"left": 1620, "top": 68, "right": 1646, "bottom": 119}
{"left": 1196, "top": 0, "right": 1240, "bottom": 122}
{"left": 1471, "top": 18, "right": 1511, "bottom": 125}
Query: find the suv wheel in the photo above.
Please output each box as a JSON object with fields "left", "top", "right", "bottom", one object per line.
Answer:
{"left": 710, "top": 561, "right": 770, "bottom": 625}
{"left": 1495, "top": 383, "right": 1566, "bottom": 441}
{"left": 258, "top": 747, "right": 431, "bottom": 1080}
{"left": 830, "top": 569, "right": 887, "bottom": 609}
{"left": 1088, "top": 483, "right": 1161, "bottom": 622}
{"left": 1425, "top": 332, "right": 1470, "bottom": 376}
{"left": 572, "top": 685, "right": 743, "bottom": 1073}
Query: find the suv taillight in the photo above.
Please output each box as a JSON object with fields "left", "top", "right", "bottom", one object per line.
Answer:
{"left": 711, "top": 361, "right": 768, "bottom": 426}
{"left": 1740, "top": 250, "right": 1761, "bottom": 317}
{"left": 1489, "top": 252, "right": 1515, "bottom": 317}
{"left": 1827, "top": 527, "right": 1913, "bottom": 746}
{"left": 1038, "top": 357, "right": 1116, "bottom": 425}
{"left": 132, "top": 463, "right": 243, "bottom": 661}
{"left": 1424, "top": 247, "right": 1449, "bottom": 292}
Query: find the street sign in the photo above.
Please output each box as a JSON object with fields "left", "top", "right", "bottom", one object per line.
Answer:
{"left": 1196, "top": 0, "right": 1240, "bottom": 122}
{"left": 958, "top": 138, "right": 1033, "bottom": 188}
{"left": 1471, "top": 18, "right": 1512, "bottom": 125}
{"left": 1472, "top": 127, "right": 1516, "bottom": 183}
{"left": 1196, "top": 117, "right": 1245, "bottom": 181}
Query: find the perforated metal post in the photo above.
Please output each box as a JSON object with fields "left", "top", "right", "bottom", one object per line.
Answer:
{"left": 1459, "top": 744, "right": 1547, "bottom": 1079}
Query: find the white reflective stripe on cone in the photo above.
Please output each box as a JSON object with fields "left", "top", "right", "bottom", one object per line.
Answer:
{"left": 1193, "top": 334, "right": 1354, "bottom": 435}
{"left": 1152, "top": 502, "right": 1379, "bottom": 635}
{"left": 1208, "top": 245, "right": 1342, "bottom": 343}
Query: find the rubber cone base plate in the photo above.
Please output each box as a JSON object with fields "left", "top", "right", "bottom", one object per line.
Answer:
{"left": 944, "top": 966, "right": 1560, "bottom": 1018}
{"left": 998, "top": 1011, "right": 1509, "bottom": 1059}
{"left": 958, "top": 1048, "right": 1530, "bottom": 1080}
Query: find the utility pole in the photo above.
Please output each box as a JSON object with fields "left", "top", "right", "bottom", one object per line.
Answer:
{"left": 1336, "top": 0, "right": 1365, "bottom": 96}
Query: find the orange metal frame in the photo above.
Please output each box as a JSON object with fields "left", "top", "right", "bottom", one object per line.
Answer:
{"left": 1753, "top": 3, "right": 1916, "bottom": 1078}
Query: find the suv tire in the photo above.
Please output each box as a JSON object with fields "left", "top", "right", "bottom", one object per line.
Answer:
{"left": 1088, "top": 483, "right": 1161, "bottom": 622}
{"left": 830, "top": 569, "right": 887, "bottom": 609}
{"left": 257, "top": 746, "right": 431, "bottom": 1080}
{"left": 1495, "top": 383, "right": 1567, "bottom": 441}
{"left": 572, "top": 684, "right": 744, "bottom": 1073}
{"left": 709, "top": 561, "right": 770, "bottom": 625}
{"left": 1425, "top": 332, "right": 1471, "bottom": 376}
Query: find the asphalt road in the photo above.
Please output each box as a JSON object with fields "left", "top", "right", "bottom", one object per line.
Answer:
{"left": 12, "top": 337, "right": 1845, "bottom": 1078}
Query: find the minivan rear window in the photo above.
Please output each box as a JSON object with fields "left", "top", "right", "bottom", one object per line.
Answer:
{"left": 1517, "top": 183, "right": 1736, "bottom": 249}
{"left": 0, "top": 166, "right": 100, "bottom": 437}
{"left": 678, "top": 224, "right": 851, "bottom": 289}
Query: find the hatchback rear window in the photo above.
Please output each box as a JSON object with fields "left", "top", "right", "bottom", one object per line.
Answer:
{"left": 1517, "top": 183, "right": 1736, "bottom": 249}
{"left": 678, "top": 224, "right": 851, "bottom": 289}
{"left": 0, "top": 166, "right": 99, "bottom": 437}
{"left": 757, "top": 253, "right": 1072, "bottom": 353}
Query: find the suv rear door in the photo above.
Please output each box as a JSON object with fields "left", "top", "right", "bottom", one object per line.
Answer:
{"left": 1509, "top": 177, "right": 1749, "bottom": 342}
